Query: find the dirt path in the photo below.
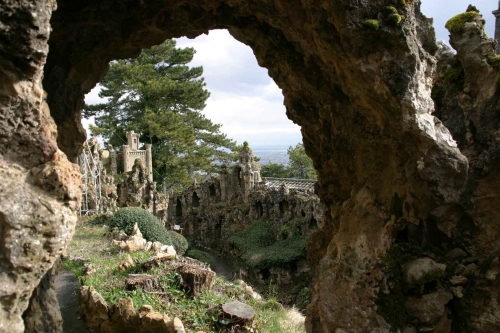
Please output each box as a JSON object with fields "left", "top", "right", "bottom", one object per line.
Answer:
{"left": 55, "top": 268, "right": 88, "bottom": 332}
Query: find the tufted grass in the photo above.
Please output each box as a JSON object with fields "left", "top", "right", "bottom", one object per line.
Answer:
{"left": 63, "top": 217, "right": 305, "bottom": 333}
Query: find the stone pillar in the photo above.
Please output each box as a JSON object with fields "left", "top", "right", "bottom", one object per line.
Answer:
{"left": 220, "top": 167, "right": 228, "bottom": 201}
{"left": 145, "top": 144, "right": 153, "bottom": 182}
{"left": 122, "top": 145, "right": 130, "bottom": 172}
{"left": 494, "top": 2, "right": 500, "bottom": 54}
{"left": 110, "top": 148, "right": 117, "bottom": 176}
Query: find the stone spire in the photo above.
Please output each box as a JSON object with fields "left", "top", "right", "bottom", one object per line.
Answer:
{"left": 493, "top": 1, "right": 500, "bottom": 54}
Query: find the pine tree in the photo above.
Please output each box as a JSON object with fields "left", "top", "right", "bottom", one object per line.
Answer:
{"left": 84, "top": 40, "right": 236, "bottom": 189}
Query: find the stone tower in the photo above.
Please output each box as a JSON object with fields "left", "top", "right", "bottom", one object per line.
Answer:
{"left": 238, "top": 143, "right": 261, "bottom": 202}
{"left": 121, "top": 130, "right": 153, "bottom": 181}
{"left": 494, "top": 1, "right": 500, "bottom": 54}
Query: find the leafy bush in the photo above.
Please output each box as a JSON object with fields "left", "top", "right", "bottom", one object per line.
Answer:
{"left": 168, "top": 231, "right": 189, "bottom": 255}
{"left": 445, "top": 11, "right": 478, "bottom": 34}
{"left": 109, "top": 207, "right": 171, "bottom": 245}
{"left": 228, "top": 220, "right": 306, "bottom": 267}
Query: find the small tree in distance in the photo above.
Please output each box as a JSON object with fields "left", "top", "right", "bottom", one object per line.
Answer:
{"left": 259, "top": 143, "right": 316, "bottom": 180}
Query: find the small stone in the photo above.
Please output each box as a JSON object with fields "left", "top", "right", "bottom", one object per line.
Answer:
{"left": 462, "top": 263, "right": 477, "bottom": 277}
{"left": 402, "top": 326, "right": 417, "bottom": 333}
{"left": 449, "top": 275, "right": 468, "bottom": 286}
{"left": 83, "top": 263, "right": 96, "bottom": 275}
{"left": 144, "top": 241, "right": 152, "bottom": 252}
{"left": 173, "top": 317, "right": 184, "bottom": 332}
{"left": 118, "top": 255, "right": 134, "bottom": 271}
{"left": 405, "top": 289, "right": 453, "bottom": 324}
{"left": 445, "top": 248, "right": 468, "bottom": 261}
{"left": 139, "top": 305, "right": 153, "bottom": 317}
{"left": 462, "top": 257, "right": 479, "bottom": 265}
{"left": 404, "top": 258, "right": 447, "bottom": 286}
{"left": 452, "top": 286, "right": 464, "bottom": 298}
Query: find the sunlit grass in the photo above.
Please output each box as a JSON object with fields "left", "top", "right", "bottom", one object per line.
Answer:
{"left": 63, "top": 217, "right": 306, "bottom": 333}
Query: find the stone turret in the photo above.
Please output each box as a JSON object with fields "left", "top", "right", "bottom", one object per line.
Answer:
{"left": 238, "top": 142, "right": 261, "bottom": 203}
{"left": 126, "top": 130, "right": 140, "bottom": 150}
{"left": 494, "top": 1, "right": 500, "bottom": 54}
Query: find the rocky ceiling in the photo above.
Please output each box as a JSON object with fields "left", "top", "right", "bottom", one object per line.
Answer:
{"left": 1, "top": 0, "right": 499, "bottom": 332}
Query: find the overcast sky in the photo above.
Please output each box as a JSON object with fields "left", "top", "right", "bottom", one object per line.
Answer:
{"left": 84, "top": 1, "right": 497, "bottom": 149}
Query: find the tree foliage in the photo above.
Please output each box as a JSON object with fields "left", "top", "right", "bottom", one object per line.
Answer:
{"left": 84, "top": 40, "right": 236, "bottom": 189}
{"left": 258, "top": 143, "right": 316, "bottom": 179}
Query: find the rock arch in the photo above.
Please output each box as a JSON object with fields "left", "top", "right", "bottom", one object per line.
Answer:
{"left": 2, "top": 1, "right": 500, "bottom": 332}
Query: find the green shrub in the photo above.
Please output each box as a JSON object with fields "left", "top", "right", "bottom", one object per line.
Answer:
{"left": 109, "top": 207, "right": 171, "bottom": 245}
{"left": 363, "top": 19, "right": 380, "bottom": 31}
{"left": 445, "top": 11, "right": 478, "bottom": 34}
{"left": 168, "top": 231, "right": 188, "bottom": 255}
{"left": 228, "top": 219, "right": 306, "bottom": 267}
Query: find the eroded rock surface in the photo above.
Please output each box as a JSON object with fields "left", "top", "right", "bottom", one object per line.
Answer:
{"left": 0, "top": 1, "right": 81, "bottom": 331}
{"left": 2, "top": 0, "right": 500, "bottom": 332}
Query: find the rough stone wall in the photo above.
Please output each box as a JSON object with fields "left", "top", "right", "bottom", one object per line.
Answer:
{"left": 2, "top": 0, "right": 499, "bottom": 332}
{"left": 167, "top": 175, "right": 324, "bottom": 290}
{"left": 0, "top": 1, "right": 81, "bottom": 332}
{"left": 432, "top": 13, "right": 500, "bottom": 332}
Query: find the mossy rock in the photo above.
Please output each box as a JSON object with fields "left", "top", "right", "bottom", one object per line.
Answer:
{"left": 445, "top": 11, "right": 478, "bottom": 34}
{"left": 363, "top": 19, "right": 380, "bottom": 31}
{"left": 383, "top": 6, "right": 398, "bottom": 15}
{"left": 489, "top": 55, "right": 500, "bottom": 70}
{"left": 387, "top": 14, "right": 402, "bottom": 25}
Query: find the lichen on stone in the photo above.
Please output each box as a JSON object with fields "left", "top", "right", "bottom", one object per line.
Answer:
{"left": 445, "top": 11, "right": 479, "bottom": 34}
{"left": 383, "top": 6, "right": 398, "bottom": 15}
{"left": 363, "top": 19, "right": 380, "bottom": 31}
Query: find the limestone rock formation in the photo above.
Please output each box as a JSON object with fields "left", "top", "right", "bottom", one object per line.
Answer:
{"left": 3, "top": 0, "right": 500, "bottom": 332}
{"left": 0, "top": 2, "right": 82, "bottom": 331}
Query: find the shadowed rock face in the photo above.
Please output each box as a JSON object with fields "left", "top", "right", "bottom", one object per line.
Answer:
{"left": 0, "top": 1, "right": 81, "bottom": 332}
{"left": 2, "top": 0, "right": 499, "bottom": 332}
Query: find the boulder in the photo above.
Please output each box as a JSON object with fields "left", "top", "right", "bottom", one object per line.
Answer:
{"left": 79, "top": 286, "right": 109, "bottom": 332}
{"left": 405, "top": 289, "right": 453, "bottom": 324}
{"left": 444, "top": 248, "right": 468, "bottom": 261}
{"left": 118, "top": 255, "right": 135, "bottom": 271}
{"left": 404, "top": 258, "right": 447, "bottom": 286}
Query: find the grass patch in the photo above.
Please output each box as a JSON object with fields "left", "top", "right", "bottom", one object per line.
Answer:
{"left": 445, "top": 11, "right": 478, "bottom": 34}
{"left": 187, "top": 249, "right": 217, "bottom": 267}
{"left": 228, "top": 219, "right": 306, "bottom": 267}
{"left": 65, "top": 219, "right": 304, "bottom": 333}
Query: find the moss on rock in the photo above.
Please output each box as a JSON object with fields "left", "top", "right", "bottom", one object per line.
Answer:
{"left": 363, "top": 19, "right": 380, "bottom": 31}
{"left": 445, "top": 11, "right": 478, "bottom": 34}
{"left": 387, "top": 14, "right": 402, "bottom": 26}
{"left": 489, "top": 55, "right": 500, "bottom": 70}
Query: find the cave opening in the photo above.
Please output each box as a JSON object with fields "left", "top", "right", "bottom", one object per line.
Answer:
{"left": 176, "top": 198, "right": 182, "bottom": 217}
{"left": 208, "top": 184, "right": 216, "bottom": 198}
{"left": 255, "top": 201, "right": 263, "bottom": 218}
{"left": 192, "top": 191, "right": 200, "bottom": 207}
